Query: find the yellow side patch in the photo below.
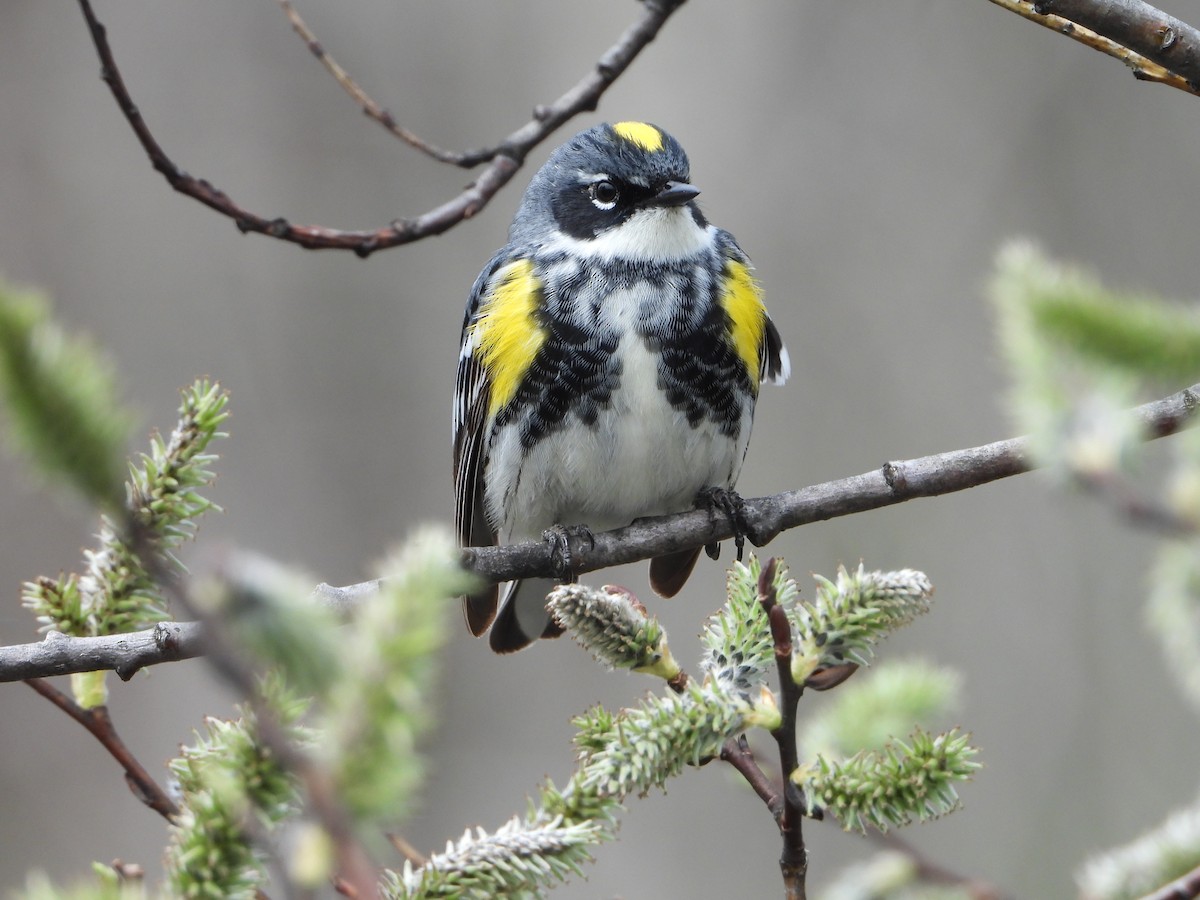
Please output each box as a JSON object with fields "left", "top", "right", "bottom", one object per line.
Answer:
{"left": 613, "top": 121, "right": 664, "bottom": 153}
{"left": 472, "top": 259, "right": 546, "bottom": 417}
{"left": 721, "top": 260, "right": 767, "bottom": 392}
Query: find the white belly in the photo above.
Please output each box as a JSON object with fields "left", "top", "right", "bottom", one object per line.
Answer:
{"left": 486, "top": 336, "right": 749, "bottom": 541}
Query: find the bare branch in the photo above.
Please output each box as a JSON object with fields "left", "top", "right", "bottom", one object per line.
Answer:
{"left": 1, "top": 622, "right": 204, "bottom": 683}
{"left": 986, "top": 0, "right": 1200, "bottom": 96}
{"left": 462, "top": 382, "right": 1200, "bottom": 586}
{"left": 274, "top": 0, "right": 473, "bottom": 165}
{"left": 720, "top": 735, "right": 782, "bottom": 818}
{"left": 1040, "top": 0, "right": 1200, "bottom": 86}
{"left": 76, "top": 0, "right": 686, "bottom": 255}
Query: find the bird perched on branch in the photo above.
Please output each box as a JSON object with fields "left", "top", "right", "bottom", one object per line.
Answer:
{"left": 453, "top": 121, "right": 789, "bottom": 652}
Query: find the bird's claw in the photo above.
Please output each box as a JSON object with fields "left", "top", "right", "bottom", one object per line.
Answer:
{"left": 542, "top": 523, "right": 596, "bottom": 581}
{"left": 695, "top": 487, "right": 750, "bottom": 562}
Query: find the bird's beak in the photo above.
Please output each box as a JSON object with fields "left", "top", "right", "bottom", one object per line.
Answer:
{"left": 652, "top": 181, "right": 701, "bottom": 207}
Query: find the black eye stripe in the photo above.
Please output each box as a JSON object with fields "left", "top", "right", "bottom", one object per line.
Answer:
{"left": 552, "top": 177, "right": 658, "bottom": 238}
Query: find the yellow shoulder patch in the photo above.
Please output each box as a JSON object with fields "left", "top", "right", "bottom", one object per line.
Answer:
{"left": 471, "top": 259, "right": 546, "bottom": 417}
{"left": 612, "top": 121, "right": 664, "bottom": 153}
{"left": 720, "top": 260, "right": 767, "bottom": 393}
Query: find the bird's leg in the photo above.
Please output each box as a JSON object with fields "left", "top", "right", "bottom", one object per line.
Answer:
{"left": 541, "top": 523, "right": 596, "bottom": 582}
{"left": 695, "top": 487, "right": 750, "bottom": 562}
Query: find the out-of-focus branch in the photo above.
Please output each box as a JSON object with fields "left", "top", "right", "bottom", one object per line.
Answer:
{"left": 871, "top": 832, "right": 1009, "bottom": 900}
{"left": 1140, "top": 861, "right": 1200, "bottom": 900}
{"left": 1073, "top": 467, "right": 1200, "bottom": 535}
{"left": 76, "top": 0, "right": 686, "bottom": 255}
{"left": 986, "top": 0, "right": 1200, "bottom": 96}
{"left": 131, "top": 536, "right": 383, "bottom": 900}
{"left": 5, "top": 383, "right": 1195, "bottom": 684}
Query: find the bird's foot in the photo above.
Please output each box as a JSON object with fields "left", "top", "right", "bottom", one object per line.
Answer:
{"left": 541, "top": 523, "right": 596, "bottom": 581}
{"left": 695, "top": 487, "right": 750, "bottom": 562}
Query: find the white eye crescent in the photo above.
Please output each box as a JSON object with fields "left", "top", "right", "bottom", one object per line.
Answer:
{"left": 589, "top": 180, "right": 619, "bottom": 210}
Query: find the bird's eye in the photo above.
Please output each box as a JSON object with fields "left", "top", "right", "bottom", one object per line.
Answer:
{"left": 589, "top": 180, "right": 620, "bottom": 209}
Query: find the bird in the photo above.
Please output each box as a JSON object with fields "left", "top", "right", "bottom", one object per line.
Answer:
{"left": 453, "top": 121, "right": 789, "bottom": 652}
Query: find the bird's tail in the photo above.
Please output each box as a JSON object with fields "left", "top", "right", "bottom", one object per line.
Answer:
{"left": 487, "top": 578, "right": 564, "bottom": 653}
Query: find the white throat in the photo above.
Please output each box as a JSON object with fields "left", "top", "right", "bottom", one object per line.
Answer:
{"left": 547, "top": 207, "right": 713, "bottom": 263}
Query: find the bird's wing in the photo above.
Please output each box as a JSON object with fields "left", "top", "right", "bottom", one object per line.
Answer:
{"left": 453, "top": 249, "right": 513, "bottom": 635}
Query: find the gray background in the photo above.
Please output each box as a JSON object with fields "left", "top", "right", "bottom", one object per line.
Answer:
{"left": 2, "top": 1, "right": 1198, "bottom": 897}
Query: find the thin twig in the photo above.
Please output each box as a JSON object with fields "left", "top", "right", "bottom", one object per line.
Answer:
{"left": 759, "top": 560, "right": 808, "bottom": 900}
{"left": 720, "top": 735, "right": 782, "bottom": 819}
{"left": 274, "top": 0, "right": 468, "bottom": 164}
{"left": 985, "top": 0, "right": 1200, "bottom": 95}
{"left": 24, "top": 678, "right": 179, "bottom": 820}
{"left": 4, "top": 383, "right": 1198, "bottom": 684}
{"left": 76, "top": 0, "right": 686, "bottom": 255}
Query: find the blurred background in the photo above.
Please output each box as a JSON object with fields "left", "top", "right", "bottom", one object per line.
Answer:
{"left": 2, "top": 1, "right": 1198, "bottom": 896}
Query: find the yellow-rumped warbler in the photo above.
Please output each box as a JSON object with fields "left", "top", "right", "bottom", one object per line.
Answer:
{"left": 454, "top": 121, "right": 789, "bottom": 652}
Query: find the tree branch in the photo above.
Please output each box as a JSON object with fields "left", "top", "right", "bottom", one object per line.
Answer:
{"left": 2, "top": 383, "right": 1197, "bottom": 684}
{"left": 76, "top": 0, "right": 686, "bottom": 255}
{"left": 1038, "top": 0, "right": 1200, "bottom": 86}
{"left": 1, "top": 622, "right": 204, "bottom": 683}
{"left": 986, "top": 0, "right": 1200, "bottom": 95}
{"left": 461, "top": 382, "right": 1200, "bottom": 585}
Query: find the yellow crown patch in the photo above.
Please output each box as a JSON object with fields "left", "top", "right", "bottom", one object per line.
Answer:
{"left": 612, "top": 121, "right": 664, "bottom": 152}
